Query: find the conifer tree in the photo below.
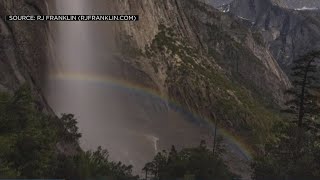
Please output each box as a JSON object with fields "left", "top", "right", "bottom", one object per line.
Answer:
{"left": 284, "top": 51, "right": 320, "bottom": 130}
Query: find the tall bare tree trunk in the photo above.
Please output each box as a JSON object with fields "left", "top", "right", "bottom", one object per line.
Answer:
{"left": 212, "top": 113, "right": 218, "bottom": 157}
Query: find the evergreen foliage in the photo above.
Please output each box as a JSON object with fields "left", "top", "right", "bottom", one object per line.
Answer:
{"left": 142, "top": 141, "right": 237, "bottom": 180}
{"left": 0, "top": 85, "right": 138, "bottom": 180}
{"left": 252, "top": 51, "right": 320, "bottom": 180}
{"left": 284, "top": 51, "right": 320, "bottom": 129}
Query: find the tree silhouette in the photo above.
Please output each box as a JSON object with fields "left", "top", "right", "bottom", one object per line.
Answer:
{"left": 284, "top": 51, "right": 320, "bottom": 130}
{"left": 252, "top": 50, "right": 320, "bottom": 179}
{"left": 142, "top": 141, "right": 235, "bottom": 180}
{"left": 142, "top": 162, "right": 154, "bottom": 180}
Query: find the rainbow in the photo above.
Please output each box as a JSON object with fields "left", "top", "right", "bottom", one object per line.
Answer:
{"left": 51, "top": 72, "right": 254, "bottom": 160}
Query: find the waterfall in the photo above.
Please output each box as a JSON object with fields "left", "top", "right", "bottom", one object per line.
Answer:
{"left": 45, "top": 0, "right": 163, "bottom": 174}
{"left": 46, "top": 0, "right": 122, "bottom": 154}
{"left": 45, "top": 0, "right": 215, "bottom": 175}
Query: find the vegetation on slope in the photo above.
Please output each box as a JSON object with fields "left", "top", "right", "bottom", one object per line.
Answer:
{"left": 0, "top": 85, "right": 137, "bottom": 180}
{"left": 252, "top": 121, "right": 320, "bottom": 180}
{"left": 252, "top": 51, "right": 320, "bottom": 180}
{"left": 142, "top": 141, "right": 238, "bottom": 180}
{"left": 205, "top": 22, "right": 279, "bottom": 107}
{"left": 146, "top": 24, "right": 283, "bottom": 147}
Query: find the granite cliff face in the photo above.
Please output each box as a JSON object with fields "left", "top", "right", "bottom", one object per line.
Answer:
{"left": 0, "top": 0, "right": 52, "bottom": 112}
{"left": 106, "top": 1, "right": 293, "bottom": 177}
{"left": 0, "top": 0, "right": 298, "bottom": 178}
{"left": 109, "top": 0, "right": 290, "bottom": 113}
{"left": 212, "top": 0, "right": 320, "bottom": 9}
{"left": 109, "top": 0, "right": 290, "bottom": 102}
{"left": 227, "top": 0, "right": 320, "bottom": 70}
{"left": 272, "top": 0, "right": 320, "bottom": 9}
{"left": 0, "top": 0, "right": 292, "bottom": 134}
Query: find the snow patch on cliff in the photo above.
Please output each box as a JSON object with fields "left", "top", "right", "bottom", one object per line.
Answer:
{"left": 295, "top": 6, "right": 318, "bottom": 11}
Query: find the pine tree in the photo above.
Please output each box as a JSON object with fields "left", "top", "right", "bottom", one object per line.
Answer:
{"left": 284, "top": 51, "right": 320, "bottom": 130}
{"left": 212, "top": 113, "right": 219, "bottom": 157}
{"left": 142, "top": 162, "right": 154, "bottom": 180}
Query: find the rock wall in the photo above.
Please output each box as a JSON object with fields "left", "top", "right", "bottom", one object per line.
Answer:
{"left": 0, "top": 1, "right": 296, "bottom": 178}
{"left": 228, "top": 0, "right": 320, "bottom": 70}
{"left": 0, "top": 0, "right": 52, "bottom": 112}
{"left": 106, "top": 2, "right": 292, "bottom": 177}
{"left": 0, "top": 0, "right": 292, "bottom": 139}
{"left": 106, "top": 1, "right": 292, "bottom": 152}
{"left": 108, "top": 0, "right": 200, "bottom": 50}
{"left": 110, "top": 0, "right": 290, "bottom": 106}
